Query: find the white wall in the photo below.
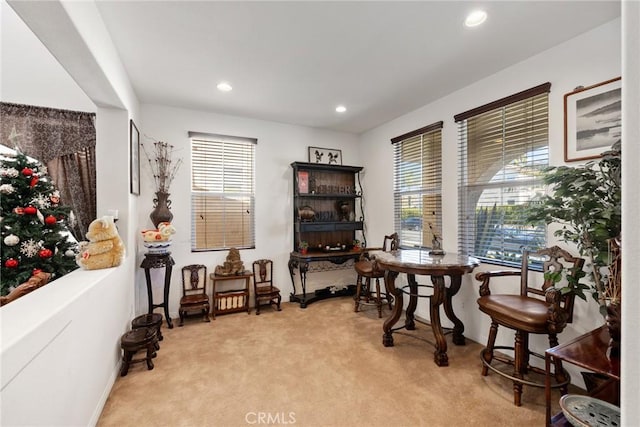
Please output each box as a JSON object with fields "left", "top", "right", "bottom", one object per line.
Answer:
{"left": 137, "top": 104, "right": 360, "bottom": 317}
{"left": 0, "top": 0, "right": 95, "bottom": 112}
{"left": 359, "top": 18, "right": 621, "bottom": 383}
{"left": 0, "top": 1, "right": 141, "bottom": 425}
{"left": 620, "top": 1, "right": 640, "bottom": 424}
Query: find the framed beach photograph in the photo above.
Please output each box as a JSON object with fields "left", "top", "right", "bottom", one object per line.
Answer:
{"left": 308, "top": 146, "right": 342, "bottom": 165}
{"left": 564, "top": 77, "right": 621, "bottom": 162}
{"left": 129, "top": 119, "right": 140, "bottom": 195}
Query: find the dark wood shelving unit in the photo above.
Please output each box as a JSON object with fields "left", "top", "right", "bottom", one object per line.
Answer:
{"left": 288, "top": 162, "right": 364, "bottom": 308}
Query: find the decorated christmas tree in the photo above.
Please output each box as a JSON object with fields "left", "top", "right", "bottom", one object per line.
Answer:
{"left": 1, "top": 150, "right": 78, "bottom": 296}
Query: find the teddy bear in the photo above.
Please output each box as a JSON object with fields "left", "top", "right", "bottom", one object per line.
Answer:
{"left": 76, "top": 216, "right": 125, "bottom": 270}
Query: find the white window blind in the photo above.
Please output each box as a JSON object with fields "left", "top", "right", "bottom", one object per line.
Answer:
{"left": 391, "top": 122, "right": 442, "bottom": 248}
{"left": 189, "top": 132, "right": 256, "bottom": 251}
{"left": 456, "top": 83, "right": 550, "bottom": 267}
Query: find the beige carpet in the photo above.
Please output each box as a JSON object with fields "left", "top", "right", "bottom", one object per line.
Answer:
{"left": 98, "top": 298, "right": 571, "bottom": 426}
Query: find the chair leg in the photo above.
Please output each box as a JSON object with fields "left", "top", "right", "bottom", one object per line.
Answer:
{"left": 203, "top": 306, "right": 211, "bottom": 322}
{"left": 145, "top": 343, "right": 155, "bottom": 370}
{"left": 120, "top": 350, "right": 133, "bottom": 376}
{"left": 375, "top": 277, "right": 383, "bottom": 318}
{"left": 482, "top": 321, "right": 499, "bottom": 376}
{"left": 513, "top": 330, "right": 527, "bottom": 406}
{"left": 354, "top": 274, "right": 363, "bottom": 312}
{"left": 276, "top": 294, "right": 282, "bottom": 311}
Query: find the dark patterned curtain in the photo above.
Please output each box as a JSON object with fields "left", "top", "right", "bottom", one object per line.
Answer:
{"left": 0, "top": 102, "right": 96, "bottom": 239}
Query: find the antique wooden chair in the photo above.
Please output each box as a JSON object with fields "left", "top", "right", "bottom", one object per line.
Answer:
{"left": 179, "top": 264, "right": 211, "bottom": 326}
{"left": 353, "top": 233, "right": 398, "bottom": 318}
{"left": 475, "top": 246, "right": 585, "bottom": 406}
{"left": 252, "top": 259, "right": 282, "bottom": 315}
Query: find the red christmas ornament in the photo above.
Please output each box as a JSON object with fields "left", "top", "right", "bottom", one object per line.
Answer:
{"left": 30, "top": 176, "right": 39, "bottom": 188}
{"left": 21, "top": 167, "right": 33, "bottom": 176}
{"left": 24, "top": 206, "right": 37, "bottom": 215}
{"left": 38, "top": 249, "right": 53, "bottom": 259}
{"left": 45, "top": 215, "right": 57, "bottom": 225}
{"left": 5, "top": 258, "right": 19, "bottom": 268}
{"left": 33, "top": 268, "right": 42, "bottom": 275}
{"left": 13, "top": 207, "right": 25, "bottom": 215}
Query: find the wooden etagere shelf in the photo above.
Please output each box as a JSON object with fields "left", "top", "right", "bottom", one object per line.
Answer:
{"left": 289, "top": 161, "right": 364, "bottom": 307}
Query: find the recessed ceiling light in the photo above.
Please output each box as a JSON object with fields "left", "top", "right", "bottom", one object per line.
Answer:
{"left": 465, "top": 10, "right": 487, "bottom": 27}
{"left": 335, "top": 105, "right": 347, "bottom": 113}
{"left": 217, "top": 82, "right": 233, "bottom": 92}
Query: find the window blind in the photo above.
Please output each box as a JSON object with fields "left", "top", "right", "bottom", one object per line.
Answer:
{"left": 392, "top": 121, "right": 442, "bottom": 248}
{"left": 190, "top": 133, "right": 256, "bottom": 251}
{"left": 456, "top": 84, "right": 550, "bottom": 267}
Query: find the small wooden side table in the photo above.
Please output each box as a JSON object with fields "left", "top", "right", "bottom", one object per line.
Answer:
{"left": 140, "top": 253, "right": 175, "bottom": 329}
{"left": 210, "top": 270, "right": 252, "bottom": 319}
{"left": 545, "top": 326, "right": 620, "bottom": 426}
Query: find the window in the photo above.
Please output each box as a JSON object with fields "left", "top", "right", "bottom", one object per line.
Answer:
{"left": 189, "top": 132, "right": 256, "bottom": 251}
{"left": 391, "top": 121, "right": 443, "bottom": 248}
{"left": 455, "top": 83, "right": 550, "bottom": 267}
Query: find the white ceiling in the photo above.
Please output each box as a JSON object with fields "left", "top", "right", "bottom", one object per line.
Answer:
{"left": 93, "top": 1, "right": 620, "bottom": 134}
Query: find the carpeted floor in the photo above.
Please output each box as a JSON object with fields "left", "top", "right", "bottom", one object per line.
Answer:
{"left": 98, "top": 297, "right": 570, "bottom": 426}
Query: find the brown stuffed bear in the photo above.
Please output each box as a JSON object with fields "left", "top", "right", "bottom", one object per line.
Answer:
{"left": 0, "top": 271, "right": 52, "bottom": 306}
{"left": 76, "top": 216, "right": 125, "bottom": 270}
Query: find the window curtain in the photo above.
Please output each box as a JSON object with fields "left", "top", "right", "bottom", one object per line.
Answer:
{"left": 0, "top": 102, "right": 96, "bottom": 239}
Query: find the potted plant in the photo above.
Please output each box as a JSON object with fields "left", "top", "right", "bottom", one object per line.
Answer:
{"left": 299, "top": 241, "right": 309, "bottom": 255}
{"left": 352, "top": 239, "right": 361, "bottom": 250}
{"left": 526, "top": 142, "right": 621, "bottom": 316}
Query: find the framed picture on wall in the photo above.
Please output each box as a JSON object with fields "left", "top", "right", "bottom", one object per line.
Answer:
{"left": 564, "top": 77, "right": 621, "bottom": 162}
{"left": 308, "top": 146, "right": 342, "bottom": 165}
{"left": 129, "top": 119, "right": 140, "bottom": 195}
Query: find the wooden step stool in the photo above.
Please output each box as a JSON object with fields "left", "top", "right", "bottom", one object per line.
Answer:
{"left": 120, "top": 327, "right": 157, "bottom": 376}
{"left": 131, "top": 313, "right": 163, "bottom": 350}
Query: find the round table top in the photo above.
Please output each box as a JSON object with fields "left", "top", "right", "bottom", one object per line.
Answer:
{"left": 370, "top": 249, "right": 479, "bottom": 275}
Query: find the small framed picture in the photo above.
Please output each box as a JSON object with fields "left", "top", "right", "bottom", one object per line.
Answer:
{"left": 129, "top": 119, "right": 140, "bottom": 195}
{"left": 564, "top": 77, "right": 621, "bottom": 162}
{"left": 308, "top": 146, "right": 342, "bottom": 165}
{"left": 297, "top": 171, "right": 309, "bottom": 194}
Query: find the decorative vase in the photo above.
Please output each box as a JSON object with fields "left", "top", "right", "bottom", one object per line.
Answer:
{"left": 150, "top": 191, "right": 173, "bottom": 228}
{"left": 605, "top": 302, "right": 621, "bottom": 360}
{"left": 298, "top": 206, "right": 315, "bottom": 222}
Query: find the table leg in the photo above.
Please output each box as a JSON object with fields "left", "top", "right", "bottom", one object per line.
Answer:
{"left": 404, "top": 274, "right": 418, "bottom": 330}
{"left": 382, "top": 270, "right": 401, "bottom": 347}
{"left": 163, "top": 264, "right": 174, "bottom": 329}
{"left": 144, "top": 268, "right": 154, "bottom": 315}
{"left": 288, "top": 258, "right": 298, "bottom": 297}
{"left": 430, "top": 275, "right": 448, "bottom": 366}
{"left": 444, "top": 274, "right": 465, "bottom": 345}
{"left": 545, "top": 352, "right": 552, "bottom": 427}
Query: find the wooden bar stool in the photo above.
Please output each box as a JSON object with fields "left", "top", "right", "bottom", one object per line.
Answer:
{"left": 132, "top": 313, "right": 163, "bottom": 350}
{"left": 354, "top": 233, "right": 397, "bottom": 318}
{"left": 120, "top": 327, "right": 157, "bottom": 376}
